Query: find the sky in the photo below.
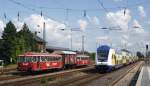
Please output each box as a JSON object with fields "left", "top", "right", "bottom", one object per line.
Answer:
{"left": 0, "top": 0, "right": 150, "bottom": 54}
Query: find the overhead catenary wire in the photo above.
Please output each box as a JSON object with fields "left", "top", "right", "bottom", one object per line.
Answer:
{"left": 97, "top": 0, "right": 123, "bottom": 30}
{"left": 5, "top": 0, "right": 150, "bottom": 29}
{"left": 7, "top": 0, "right": 65, "bottom": 24}
{"left": 7, "top": 0, "right": 150, "bottom": 12}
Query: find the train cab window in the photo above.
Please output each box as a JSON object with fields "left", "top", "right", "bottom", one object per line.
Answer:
{"left": 25, "top": 57, "right": 32, "bottom": 62}
{"left": 97, "top": 50, "right": 109, "bottom": 61}
{"left": 17, "top": 56, "right": 25, "bottom": 62}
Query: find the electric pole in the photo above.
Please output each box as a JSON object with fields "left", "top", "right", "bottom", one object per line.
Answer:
{"left": 82, "top": 35, "right": 84, "bottom": 54}
{"left": 146, "top": 44, "right": 148, "bottom": 63}
{"left": 43, "top": 22, "right": 46, "bottom": 52}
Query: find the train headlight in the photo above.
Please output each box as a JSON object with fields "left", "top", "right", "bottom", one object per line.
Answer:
{"left": 22, "top": 63, "right": 29, "bottom": 66}
{"left": 52, "top": 62, "right": 57, "bottom": 66}
{"left": 46, "top": 63, "right": 50, "bottom": 67}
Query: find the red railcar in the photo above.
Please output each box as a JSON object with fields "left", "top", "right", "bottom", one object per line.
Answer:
{"left": 17, "top": 51, "right": 91, "bottom": 72}
{"left": 53, "top": 51, "right": 77, "bottom": 68}
{"left": 76, "top": 55, "right": 90, "bottom": 66}
{"left": 17, "top": 52, "right": 63, "bottom": 71}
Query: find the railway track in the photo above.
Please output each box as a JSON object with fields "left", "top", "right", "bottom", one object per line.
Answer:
{"left": 84, "top": 61, "right": 143, "bottom": 86}
{"left": 0, "top": 67, "right": 16, "bottom": 74}
{"left": 0, "top": 65, "right": 94, "bottom": 81}
{"left": 0, "top": 66, "right": 94, "bottom": 86}
{"left": 36, "top": 61, "right": 141, "bottom": 86}
{"left": 0, "top": 62, "right": 142, "bottom": 86}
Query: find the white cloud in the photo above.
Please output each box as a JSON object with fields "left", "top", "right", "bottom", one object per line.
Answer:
{"left": 96, "top": 36, "right": 112, "bottom": 44}
{"left": 12, "top": 14, "right": 70, "bottom": 47}
{"left": 106, "top": 9, "right": 131, "bottom": 31}
{"left": 96, "top": 36, "right": 110, "bottom": 41}
{"left": 103, "top": 9, "right": 148, "bottom": 52}
{"left": 132, "top": 19, "right": 144, "bottom": 33}
{"left": 122, "top": 35, "right": 128, "bottom": 40}
{"left": 138, "top": 6, "right": 146, "bottom": 18}
{"left": 147, "top": 21, "right": 150, "bottom": 24}
{"left": 92, "top": 16, "right": 100, "bottom": 25}
{"left": 78, "top": 19, "right": 88, "bottom": 31}
{"left": 73, "top": 42, "right": 82, "bottom": 50}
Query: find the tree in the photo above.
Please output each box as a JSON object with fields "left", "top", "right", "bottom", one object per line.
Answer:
{"left": 1, "top": 21, "right": 17, "bottom": 64}
{"left": 136, "top": 51, "right": 144, "bottom": 59}
{"left": 15, "top": 35, "right": 25, "bottom": 55}
{"left": 76, "top": 51, "right": 95, "bottom": 60}
{"left": 17, "top": 23, "right": 37, "bottom": 52}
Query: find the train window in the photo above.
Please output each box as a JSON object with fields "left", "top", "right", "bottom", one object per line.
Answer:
{"left": 52, "top": 57, "right": 61, "bottom": 61}
{"left": 47, "top": 56, "right": 52, "bottom": 61}
{"left": 45, "top": 57, "right": 49, "bottom": 61}
{"left": 81, "top": 57, "right": 88, "bottom": 60}
{"left": 97, "top": 50, "right": 109, "bottom": 60}
{"left": 18, "top": 56, "right": 39, "bottom": 62}
{"left": 25, "top": 57, "right": 32, "bottom": 62}
{"left": 17, "top": 56, "right": 25, "bottom": 62}
{"left": 53, "top": 57, "right": 57, "bottom": 61}
{"left": 81, "top": 57, "right": 83, "bottom": 60}
{"left": 48, "top": 56, "right": 52, "bottom": 61}
{"left": 37, "top": 56, "right": 40, "bottom": 62}
{"left": 77, "top": 57, "right": 80, "bottom": 60}
{"left": 41, "top": 56, "right": 47, "bottom": 62}
{"left": 42, "top": 56, "right": 62, "bottom": 62}
{"left": 57, "top": 57, "right": 61, "bottom": 61}
{"left": 32, "top": 57, "right": 37, "bottom": 62}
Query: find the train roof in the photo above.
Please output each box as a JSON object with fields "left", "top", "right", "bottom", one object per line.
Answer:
{"left": 18, "top": 52, "right": 62, "bottom": 57}
{"left": 97, "top": 45, "right": 111, "bottom": 51}
{"left": 53, "top": 50, "right": 76, "bottom": 55}
{"left": 120, "top": 49, "right": 132, "bottom": 53}
{"left": 77, "top": 54, "right": 89, "bottom": 57}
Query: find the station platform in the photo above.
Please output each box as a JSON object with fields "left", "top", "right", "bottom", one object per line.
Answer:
{"left": 136, "top": 63, "right": 150, "bottom": 86}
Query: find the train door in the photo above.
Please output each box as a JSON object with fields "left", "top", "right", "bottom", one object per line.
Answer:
{"left": 37, "top": 56, "right": 40, "bottom": 70}
{"left": 112, "top": 54, "right": 116, "bottom": 65}
{"left": 62, "top": 54, "right": 65, "bottom": 68}
{"left": 70, "top": 54, "right": 74, "bottom": 64}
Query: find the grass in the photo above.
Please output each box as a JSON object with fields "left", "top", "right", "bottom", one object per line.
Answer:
{"left": 41, "top": 77, "right": 47, "bottom": 84}
{"left": 5, "top": 64, "right": 17, "bottom": 69}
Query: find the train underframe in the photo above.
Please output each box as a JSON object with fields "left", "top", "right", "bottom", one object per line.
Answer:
{"left": 95, "top": 64, "right": 123, "bottom": 72}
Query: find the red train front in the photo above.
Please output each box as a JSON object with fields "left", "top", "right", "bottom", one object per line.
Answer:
{"left": 17, "top": 52, "right": 63, "bottom": 71}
